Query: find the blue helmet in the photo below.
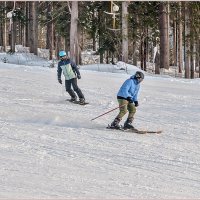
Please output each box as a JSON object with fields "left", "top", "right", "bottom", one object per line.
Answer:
{"left": 59, "top": 50, "right": 67, "bottom": 57}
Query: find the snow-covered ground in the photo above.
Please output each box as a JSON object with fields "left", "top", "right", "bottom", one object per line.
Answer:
{"left": 0, "top": 54, "right": 200, "bottom": 199}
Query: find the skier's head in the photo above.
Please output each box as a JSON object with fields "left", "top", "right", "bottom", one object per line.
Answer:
{"left": 59, "top": 50, "right": 68, "bottom": 60}
{"left": 134, "top": 71, "right": 144, "bottom": 83}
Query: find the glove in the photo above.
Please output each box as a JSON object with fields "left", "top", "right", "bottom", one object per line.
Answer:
{"left": 127, "top": 97, "right": 133, "bottom": 103}
{"left": 134, "top": 101, "right": 139, "bottom": 107}
{"left": 77, "top": 75, "right": 81, "bottom": 79}
{"left": 58, "top": 79, "right": 62, "bottom": 84}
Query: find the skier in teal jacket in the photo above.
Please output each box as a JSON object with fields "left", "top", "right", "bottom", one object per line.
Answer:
{"left": 57, "top": 50, "right": 85, "bottom": 104}
{"left": 110, "top": 71, "right": 144, "bottom": 129}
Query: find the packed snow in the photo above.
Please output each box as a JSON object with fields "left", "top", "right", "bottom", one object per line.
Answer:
{"left": 0, "top": 53, "right": 200, "bottom": 199}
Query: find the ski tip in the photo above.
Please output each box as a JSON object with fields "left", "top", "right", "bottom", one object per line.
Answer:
{"left": 156, "top": 130, "right": 162, "bottom": 134}
{"left": 147, "top": 130, "right": 162, "bottom": 134}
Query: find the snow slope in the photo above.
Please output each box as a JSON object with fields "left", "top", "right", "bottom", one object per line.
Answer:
{"left": 0, "top": 60, "right": 200, "bottom": 199}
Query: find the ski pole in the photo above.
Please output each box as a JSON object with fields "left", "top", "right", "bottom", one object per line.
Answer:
{"left": 91, "top": 104, "right": 126, "bottom": 121}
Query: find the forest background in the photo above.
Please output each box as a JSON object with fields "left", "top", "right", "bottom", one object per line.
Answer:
{"left": 0, "top": 1, "right": 199, "bottom": 79}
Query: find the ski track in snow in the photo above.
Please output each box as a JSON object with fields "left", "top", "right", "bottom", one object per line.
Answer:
{"left": 0, "top": 64, "right": 200, "bottom": 198}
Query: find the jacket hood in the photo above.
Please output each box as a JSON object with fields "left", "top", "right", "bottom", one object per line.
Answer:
{"left": 130, "top": 75, "right": 139, "bottom": 84}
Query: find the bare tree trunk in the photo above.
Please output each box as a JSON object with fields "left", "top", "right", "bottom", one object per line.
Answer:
{"left": 155, "top": 51, "right": 160, "bottom": 74}
{"left": 0, "top": 3, "right": 3, "bottom": 48}
{"left": 159, "top": 2, "right": 169, "bottom": 69}
{"left": 190, "top": 6, "right": 195, "bottom": 79}
{"left": 92, "top": 36, "right": 96, "bottom": 52}
{"left": 29, "top": 1, "right": 38, "bottom": 55}
{"left": 172, "top": 19, "right": 177, "bottom": 66}
{"left": 143, "top": 27, "right": 148, "bottom": 71}
{"left": 122, "top": 1, "right": 128, "bottom": 63}
{"left": 55, "top": 34, "right": 62, "bottom": 59}
{"left": 132, "top": 40, "right": 137, "bottom": 66}
{"left": 98, "top": 8, "right": 104, "bottom": 63}
{"left": 0, "top": 24, "right": 2, "bottom": 49}
{"left": 77, "top": 25, "right": 82, "bottom": 65}
{"left": 92, "top": 10, "right": 96, "bottom": 51}
{"left": 132, "top": 13, "right": 138, "bottom": 66}
{"left": 46, "top": 2, "right": 53, "bottom": 60}
{"left": 199, "top": 40, "right": 200, "bottom": 78}
{"left": 143, "top": 38, "right": 147, "bottom": 71}
{"left": 64, "top": 35, "right": 70, "bottom": 53}
{"left": 10, "top": 19, "right": 16, "bottom": 53}
{"left": 190, "top": 41, "right": 194, "bottom": 79}
{"left": 184, "top": 3, "right": 190, "bottom": 79}
{"left": 9, "top": 1, "right": 16, "bottom": 53}
{"left": 19, "top": 2, "right": 25, "bottom": 46}
{"left": 106, "top": 51, "right": 108, "bottom": 64}
{"left": 25, "top": 1, "right": 29, "bottom": 47}
{"left": 3, "top": 1, "right": 7, "bottom": 51}
{"left": 198, "top": 39, "right": 200, "bottom": 78}
{"left": 70, "top": 1, "right": 79, "bottom": 63}
{"left": 178, "top": 2, "right": 183, "bottom": 74}
{"left": 19, "top": 19, "right": 23, "bottom": 45}
{"left": 140, "top": 37, "right": 144, "bottom": 70}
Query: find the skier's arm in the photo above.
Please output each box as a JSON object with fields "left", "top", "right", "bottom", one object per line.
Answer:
{"left": 71, "top": 61, "right": 81, "bottom": 77}
{"left": 133, "top": 85, "right": 140, "bottom": 101}
{"left": 57, "top": 62, "right": 62, "bottom": 80}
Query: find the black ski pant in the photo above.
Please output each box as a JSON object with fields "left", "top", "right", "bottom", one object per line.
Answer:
{"left": 65, "top": 78, "right": 84, "bottom": 99}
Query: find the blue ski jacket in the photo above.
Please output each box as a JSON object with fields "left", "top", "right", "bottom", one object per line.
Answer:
{"left": 117, "top": 75, "right": 140, "bottom": 102}
{"left": 57, "top": 59, "right": 80, "bottom": 80}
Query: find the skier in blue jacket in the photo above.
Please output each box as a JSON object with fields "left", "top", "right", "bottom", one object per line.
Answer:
{"left": 110, "top": 71, "right": 144, "bottom": 129}
{"left": 57, "top": 50, "right": 85, "bottom": 104}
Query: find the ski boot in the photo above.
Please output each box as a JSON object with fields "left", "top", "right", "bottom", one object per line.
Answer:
{"left": 109, "top": 118, "right": 121, "bottom": 129}
{"left": 79, "top": 98, "right": 85, "bottom": 105}
{"left": 124, "top": 118, "right": 134, "bottom": 130}
{"left": 69, "top": 97, "right": 77, "bottom": 102}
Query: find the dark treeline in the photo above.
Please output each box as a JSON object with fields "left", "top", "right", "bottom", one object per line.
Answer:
{"left": 0, "top": 1, "right": 199, "bottom": 78}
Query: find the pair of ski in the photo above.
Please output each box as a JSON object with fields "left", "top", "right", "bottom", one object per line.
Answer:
{"left": 107, "top": 124, "right": 162, "bottom": 134}
{"left": 66, "top": 99, "right": 89, "bottom": 106}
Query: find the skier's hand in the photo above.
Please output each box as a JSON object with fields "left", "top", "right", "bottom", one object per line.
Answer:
{"left": 58, "top": 79, "right": 62, "bottom": 84}
{"left": 127, "top": 97, "right": 133, "bottom": 103}
{"left": 77, "top": 75, "right": 81, "bottom": 79}
{"left": 134, "top": 101, "right": 139, "bottom": 107}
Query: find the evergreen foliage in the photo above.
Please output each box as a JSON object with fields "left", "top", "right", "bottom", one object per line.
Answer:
{"left": 0, "top": 1, "right": 199, "bottom": 78}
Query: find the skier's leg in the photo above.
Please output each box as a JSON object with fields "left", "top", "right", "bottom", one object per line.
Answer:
{"left": 124, "top": 103, "right": 136, "bottom": 129}
{"left": 65, "top": 79, "right": 77, "bottom": 100}
{"left": 111, "top": 99, "right": 128, "bottom": 128}
{"left": 116, "top": 99, "right": 128, "bottom": 119}
{"left": 127, "top": 102, "right": 136, "bottom": 119}
{"left": 71, "top": 78, "right": 85, "bottom": 101}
